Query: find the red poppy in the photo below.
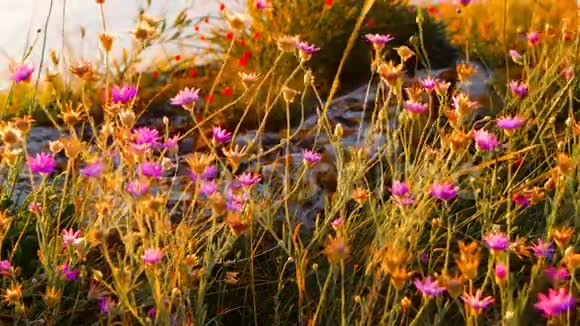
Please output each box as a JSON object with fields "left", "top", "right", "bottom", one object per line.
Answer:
{"left": 206, "top": 95, "right": 214, "bottom": 103}
{"left": 175, "top": 55, "right": 181, "bottom": 61}
{"left": 194, "top": 26, "right": 200, "bottom": 32}
{"left": 222, "top": 87, "right": 233, "bottom": 96}
{"left": 219, "top": 3, "right": 225, "bottom": 11}
{"left": 253, "top": 31, "right": 261, "bottom": 40}
{"left": 239, "top": 39, "right": 246, "bottom": 46}
{"left": 204, "top": 17, "right": 210, "bottom": 23}
{"left": 243, "top": 50, "right": 252, "bottom": 58}
{"left": 152, "top": 71, "right": 160, "bottom": 78}
{"left": 239, "top": 56, "right": 248, "bottom": 66}
{"left": 200, "top": 35, "right": 207, "bottom": 41}
{"left": 189, "top": 69, "right": 198, "bottom": 77}
{"left": 226, "top": 32, "right": 234, "bottom": 40}
{"left": 325, "top": 0, "right": 333, "bottom": 7}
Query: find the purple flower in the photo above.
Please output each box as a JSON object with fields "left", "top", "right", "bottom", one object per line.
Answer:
{"left": 483, "top": 232, "right": 510, "bottom": 254}
{"left": 462, "top": 290, "right": 494, "bottom": 313}
{"left": 403, "top": 100, "right": 428, "bottom": 115}
{"left": 473, "top": 129, "right": 501, "bottom": 151}
{"left": 530, "top": 239, "right": 555, "bottom": 259}
{"left": 393, "top": 196, "right": 416, "bottom": 207}
{"left": 126, "top": 179, "right": 150, "bottom": 197}
{"left": 497, "top": 116, "right": 526, "bottom": 131}
{"left": 527, "top": 31, "right": 540, "bottom": 46}
{"left": 80, "top": 160, "right": 104, "bottom": 177}
{"left": 212, "top": 126, "right": 232, "bottom": 144}
{"left": 189, "top": 165, "right": 217, "bottom": 182}
{"left": 545, "top": 266, "right": 570, "bottom": 283}
{"left": 162, "top": 135, "right": 179, "bottom": 150}
{"left": 495, "top": 263, "right": 507, "bottom": 282}
{"left": 133, "top": 127, "right": 161, "bottom": 146}
{"left": 148, "top": 307, "right": 157, "bottom": 318}
{"left": 170, "top": 87, "right": 200, "bottom": 110}
{"left": 302, "top": 149, "right": 322, "bottom": 167}
{"left": 429, "top": 182, "right": 458, "bottom": 201}
{"left": 331, "top": 217, "right": 344, "bottom": 230}
{"left": 365, "top": 34, "right": 395, "bottom": 47}
{"left": 298, "top": 42, "right": 320, "bottom": 55}
{"left": 236, "top": 172, "right": 262, "bottom": 187}
{"left": 419, "top": 77, "right": 438, "bottom": 91}
{"left": 199, "top": 180, "right": 218, "bottom": 197}
{"left": 63, "top": 228, "right": 80, "bottom": 248}
{"left": 534, "top": 288, "right": 576, "bottom": 317}
{"left": 111, "top": 85, "right": 137, "bottom": 104}
{"left": 459, "top": 0, "right": 472, "bottom": 6}
{"left": 226, "top": 194, "right": 245, "bottom": 212}
{"left": 142, "top": 248, "right": 163, "bottom": 265}
{"left": 414, "top": 276, "right": 446, "bottom": 297}
{"left": 10, "top": 61, "right": 34, "bottom": 83}
{"left": 0, "top": 260, "right": 11, "bottom": 273}
{"left": 256, "top": 0, "right": 269, "bottom": 9}
{"left": 512, "top": 192, "right": 533, "bottom": 206}
{"left": 60, "top": 263, "right": 78, "bottom": 281}
{"left": 509, "top": 80, "right": 528, "bottom": 98}
{"left": 139, "top": 161, "right": 163, "bottom": 179}
{"left": 99, "top": 297, "right": 114, "bottom": 314}
{"left": 509, "top": 50, "right": 523, "bottom": 63}
{"left": 28, "top": 152, "right": 57, "bottom": 175}
{"left": 389, "top": 180, "right": 410, "bottom": 197}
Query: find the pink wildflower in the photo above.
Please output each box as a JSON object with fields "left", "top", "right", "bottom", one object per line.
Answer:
{"left": 28, "top": 152, "right": 57, "bottom": 175}
{"left": 141, "top": 248, "right": 163, "bottom": 265}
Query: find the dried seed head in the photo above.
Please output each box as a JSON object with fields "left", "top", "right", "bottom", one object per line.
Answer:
{"left": 352, "top": 187, "right": 370, "bottom": 205}
{"left": 281, "top": 86, "right": 299, "bottom": 104}
{"left": 131, "top": 21, "right": 158, "bottom": 42}
{"left": 378, "top": 62, "right": 404, "bottom": 88}
{"left": 43, "top": 287, "right": 62, "bottom": 308}
{"left": 49, "top": 140, "right": 64, "bottom": 154}
{"left": 3, "top": 283, "right": 22, "bottom": 306}
{"left": 50, "top": 49, "right": 59, "bottom": 66}
{"left": 226, "top": 213, "right": 249, "bottom": 236}
{"left": 556, "top": 153, "right": 576, "bottom": 176}
{"left": 552, "top": 227, "right": 574, "bottom": 249}
{"left": 222, "top": 145, "right": 246, "bottom": 169}
{"left": 401, "top": 296, "right": 411, "bottom": 310}
{"left": 395, "top": 46, "right": 415, "bottom": 62}
{"left": 456, "top": 63, "right": 478, "bottom": 83}
{"left": 0, "top": 123, "right": 22, "bottom": 145}
{"left": 59, "top": 103, "right": 85, "bottom": 126}
{"left": 12, "top": 116, "right": 34, "bottom": 134}
{"left": 99, "top": 33, "right": 114, "bottom": 52}
{"left": 184, "top": 153, "right": 215, "bottom": 175}
{"left": 1, "top": 148, "right": 20, "bottom": 167}
{"left": 61, "top": 136, "right": 85, "bottom": 159}
{"left": 324, "top": 234, "right": 350, "bottom": 265}
{"left": 118, "top": 109, "right": 136, "bottom": 128}
{"left": 225, "top": 12, "right": 246, "bottom": 31}
{"left": 333, "top": 123, "right": 344, "bottom": 139}
{"left": 276, "top": 35, "right": 300, "bottom": 53}
{"left": 390, "top": 266, "right": 410, "bottom": 290}
{"left": 68, "top": 61, "right": 94, "bottom": 81}
{"left": 238, "top": 72, "right": 260, "bottom": 89}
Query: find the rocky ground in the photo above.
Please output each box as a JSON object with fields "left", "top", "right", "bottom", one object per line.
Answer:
{"left": 14, "top": 62, "right": 495, "bottom": 227}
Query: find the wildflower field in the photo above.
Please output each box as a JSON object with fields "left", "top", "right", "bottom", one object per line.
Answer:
{"left": 0, "top": 0, "right": 580, "bottom": 324}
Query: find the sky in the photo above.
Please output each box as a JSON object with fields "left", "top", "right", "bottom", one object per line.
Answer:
{"left": 0, "top": 0, "right": 233, "bottom": 85}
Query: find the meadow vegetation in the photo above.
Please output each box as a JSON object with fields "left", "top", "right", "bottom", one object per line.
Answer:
{"left": 0, "top": 0, "right": 578, "bottom": 325}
